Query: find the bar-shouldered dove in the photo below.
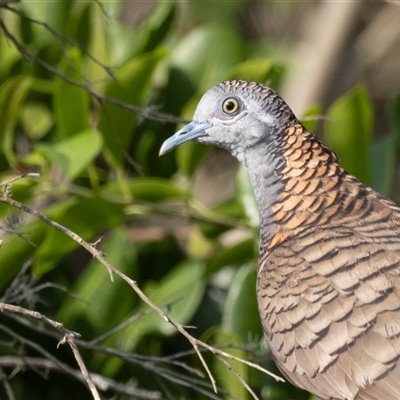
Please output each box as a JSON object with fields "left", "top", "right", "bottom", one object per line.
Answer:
{"left": 159, "top": 80, "right": 400, "bottom": 400}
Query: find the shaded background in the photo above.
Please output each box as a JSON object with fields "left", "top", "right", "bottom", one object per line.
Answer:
{"left": 0, "top": 1, "right": 399, "bottom": 399}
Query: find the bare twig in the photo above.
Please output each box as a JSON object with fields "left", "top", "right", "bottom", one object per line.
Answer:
{"left": 215, "top": 354, "right": 259, "bottom": 400}
{"left": 0, "top": 173, "right": 39, "bottom": 187}
{"left": 0, "top": 303, "right": 77, "bottom": 336}
{"left": 58, "top": 334, "right": 101, "bottom": 400}
{"left": 0, "top": 367, "right": 15, "bottom": 400}
{"left": 88, "top": 310, "right": 148, "bottom": 345}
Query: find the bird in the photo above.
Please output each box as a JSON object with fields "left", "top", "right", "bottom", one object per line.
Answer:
{"left": 159, "top": 80, "right": 400, "bottom": 400}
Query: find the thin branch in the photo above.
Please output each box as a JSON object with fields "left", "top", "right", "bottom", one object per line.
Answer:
{"left": 1, "top": 260, "right": 33, "bottom": 303}
{"left": 215, "top": 354, "right": 259, "bottom": 400}
{"left": 58, "top": 334, "right": 101, "bottom": 400}
{"left": 0, "top": 303, "right": 77, "bottom": 337}
{"left": 88, "top": 310, "right": 148, "bottom": 345}
{"left": 0, "top": 173, "right": 40, "bottom": 187}
{"left": 0, "top": 367, "right": 15, "bottom": 400}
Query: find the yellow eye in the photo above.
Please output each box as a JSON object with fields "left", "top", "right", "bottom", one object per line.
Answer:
{"left": 222, "top": 97, "right": 240, "bottom": 114}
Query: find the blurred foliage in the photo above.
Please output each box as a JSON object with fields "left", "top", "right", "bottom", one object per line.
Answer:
{"left": 0, "top": 1, "right": 399, "bottom": 400}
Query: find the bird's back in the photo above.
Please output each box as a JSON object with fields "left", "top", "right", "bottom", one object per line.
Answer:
{"left": 257, "top": 123, "right": 400, "bottom": 400}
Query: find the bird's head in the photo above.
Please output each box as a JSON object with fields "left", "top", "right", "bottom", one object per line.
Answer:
{"left": 159, "top": 80, "right": 297, "bottom": 161}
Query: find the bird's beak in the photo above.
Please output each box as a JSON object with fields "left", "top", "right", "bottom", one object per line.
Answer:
{"left": 159, "top": 121, "right": 211, "bottom": 156}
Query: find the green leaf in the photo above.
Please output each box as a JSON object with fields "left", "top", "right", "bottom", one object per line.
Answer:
{"left": 128, "top": 177, "right": 189, "bottom": 202}
{"left": 0, "top": 76, "right": 34, "bottom": 164}
{"left": 370, "top": 94, "right": 400, "bottom": 196}
{"left": 37, "top": 129, "right": 103, "bottom": 180}
{"left": 300, "top": 104, "right": 322, "bottom": 133}
{"left": 85, "top": 4, "right": 111, "bottom": 82}
{"left": 20, "top": 102, "right": 53, "bottom": 139}
{"left": 371, "top": 134, "right": 396, "bottom": 196}
{"left": 325, "top": 85, "right": 373, "bottom": 184}
{"left": 100, "top": 177, "right": 189, "bottom": 203}
{"left": 67, "top": 2, "right": 93, "bottom": 50}
{"left": 98, "top": 48, "right": 166, "bottom": 167}
{"left": 222, "top": 263, "right": 262, "bottom": 342}
{"left": 171, "top": 26, "right": 244, "bottom": 91}
{"left": 33, "top": 196, "right": 125, "bottom": 276}
{"left": 43, "top": 0, "right": 71, "bottom": 34}
{"left": 145, "top": 260, "right": 205, "bottom": 335}
{"left": 106, "top": 260, "right": 205, "bottom": 353}
{"left": 236, "top": 164, "right": 259, "bottom": 229}
{"left": 388, "top": 94, "right": 400, "bottom": 135}
{"left": 140, "top": 1, "right": 176, "bottom": 54}
{"left": 211, "top": 328, "right": 249, "bottom": 400}
{"left": 206, "top": 238, "right": 256, "bottom": 275}
{"left": 53, "top": 48, "right": 90, "bottom": 138}
{"left": 226, "top": 59, "right": 284, "bottom": 88}
{"left": 57, "top": 226, "right": 137, "bottom": 330}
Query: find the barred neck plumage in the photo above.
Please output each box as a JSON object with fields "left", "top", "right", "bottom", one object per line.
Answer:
{"left": 243, "top": 122, "right": 369, "bottom": 257}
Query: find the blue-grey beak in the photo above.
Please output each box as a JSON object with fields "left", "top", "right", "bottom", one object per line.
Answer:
{"left": 159, "top": 121, "right": 211, "bottom": 155}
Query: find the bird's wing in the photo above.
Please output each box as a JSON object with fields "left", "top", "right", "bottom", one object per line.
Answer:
{"left": 258, "top": 215, "right": 400, "bottom": 400}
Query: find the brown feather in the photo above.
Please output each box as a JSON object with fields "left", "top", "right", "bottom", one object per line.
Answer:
{"left": 258, "top": 123, "right": 400, "bottom": 400}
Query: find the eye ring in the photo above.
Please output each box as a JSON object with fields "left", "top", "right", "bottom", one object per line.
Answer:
{"left": 222, "top": 97, "right": 240, "bottom": 115}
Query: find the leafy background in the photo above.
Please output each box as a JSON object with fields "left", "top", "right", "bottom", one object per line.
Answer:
{"left": 0, "top": 1, "right": 399, "bottom": 399}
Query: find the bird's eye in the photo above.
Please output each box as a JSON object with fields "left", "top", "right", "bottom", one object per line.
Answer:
{"left": 222, "top": 97, "right": 240, "bottom": 115}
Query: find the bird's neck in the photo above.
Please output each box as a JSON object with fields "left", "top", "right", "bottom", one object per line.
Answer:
{"left": 243, "top": 123, "right": 344, "bottom": 256}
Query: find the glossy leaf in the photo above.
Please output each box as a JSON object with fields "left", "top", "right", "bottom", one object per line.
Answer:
{"left": 37, "top": 129, "right": 102, "bottom": 180}
{"left": 300, "top": 104, "right": 322, "bottom": 133}
{"left": 0, "top": 76, "right": 33, "bottom": 164}
{"left": 20, "top": 102, "right": 53, "bottom": 139}
{"left": 67, "top": 2, "right": 93, "bottom": 50}
{"left": 211, "top": 328, "right": 249, "bottom": 400}
{"left": 371, "top": 134, "right": 396, "bottom": 196}
{"left": 100, "top": 177, "right": 189, "bottom": 203}
{"left": 226, "top": 59, "right": 284, "bottom": 88}
{"left": 171, "top": 26, "right": 244, "bottom": 91}
{"left": 206, "top": 238, "right": 256, "bottom": 275}
{"left": 370, "top": 94, "right": 400, "bottom": 196}
{"left": 325, "top": 85, "right": 373, "bottom": 184}
{"left": 53, "top": 48, "right": 90, "bottom": 138}
{"left": 140, "top": 1, "right": 176, "bottom": 54}
{"left": 57, "top": 226, "right": 137, "bottom": 330}
{"left": 236, "top": 163, "right": 259, "bottom": 229}
{"left": 33, "top": 197, "right": 125, "bottom": 276}
{"left": 222, "top": 263, "right": 262, "bottom": 342}
{"left": 106, "top": 260, "right": 206, "bottom": 353}
{"left": 98, "top": 48, "right": 165, "bottom": 167}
